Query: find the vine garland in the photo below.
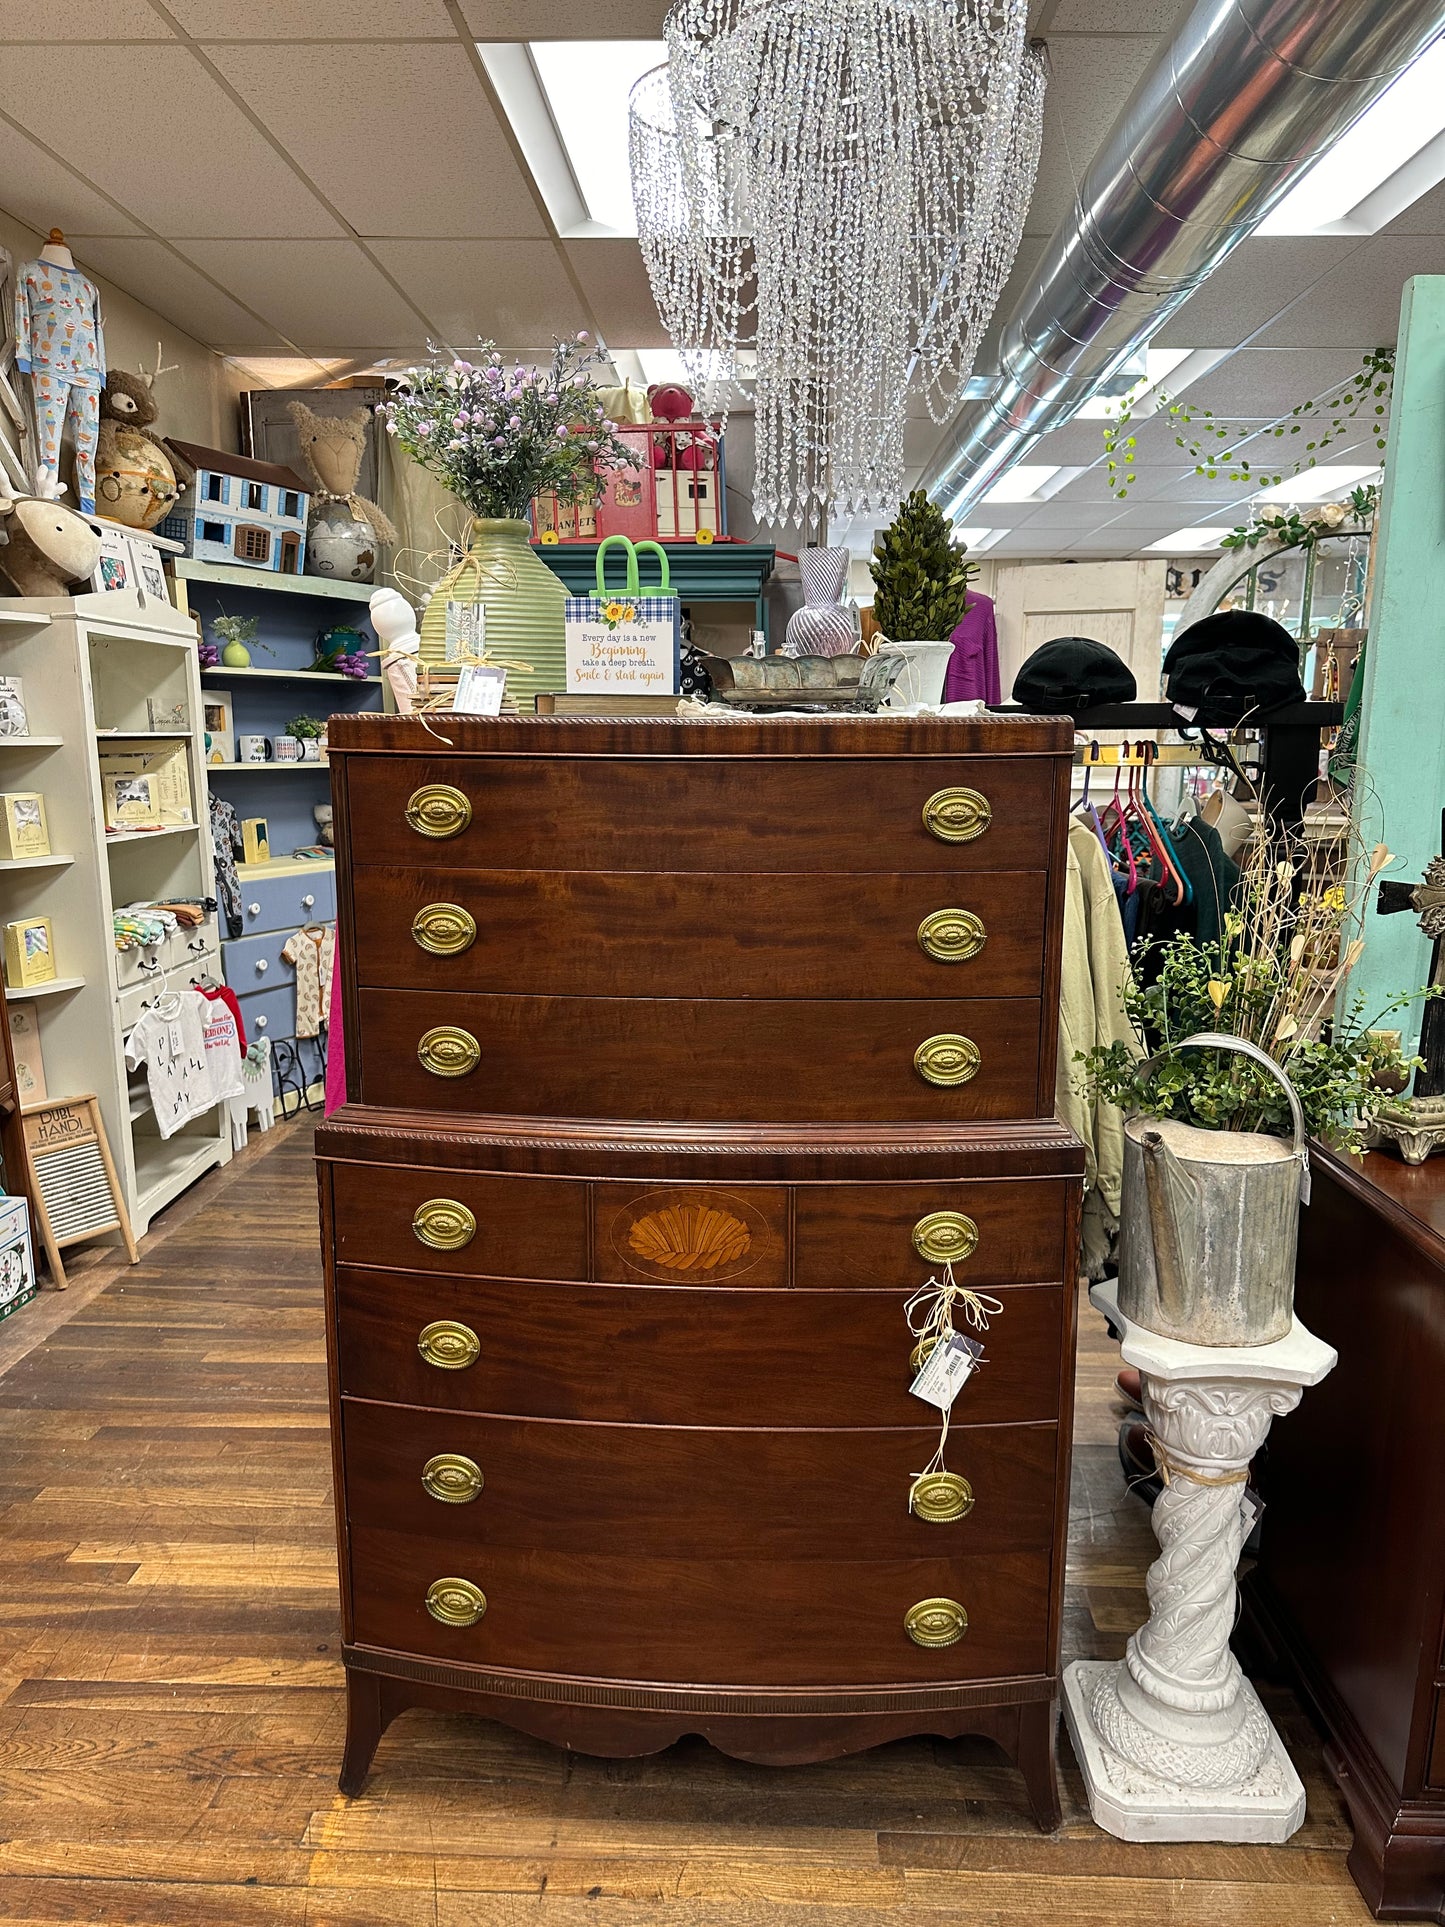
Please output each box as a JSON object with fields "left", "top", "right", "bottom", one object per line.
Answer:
{"left": 1102, "top": 348, "right": 1394, "bottom": 500}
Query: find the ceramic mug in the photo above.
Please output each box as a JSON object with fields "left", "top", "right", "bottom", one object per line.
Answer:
{"left": 239, "top": 735, "right": 271, "bottom": 762}
{"left": 300, "top": 738, "right": 322, "bottom": 762}
{"left": 274, "top": 736, "right": 301, "bottom": 762}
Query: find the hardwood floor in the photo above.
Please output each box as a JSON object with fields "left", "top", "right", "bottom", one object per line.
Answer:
{"left": 0, "top": 1118, "right": 1370, "bottom": 1924}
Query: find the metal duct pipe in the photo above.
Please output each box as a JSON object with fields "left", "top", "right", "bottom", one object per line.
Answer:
{"left": 922, "top": 0, "right": 1445, "bottom": 513}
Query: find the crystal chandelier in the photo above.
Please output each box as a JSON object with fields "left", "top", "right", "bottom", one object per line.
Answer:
{"left": 629, "top": 0, "right": 1045, "bottom": 527}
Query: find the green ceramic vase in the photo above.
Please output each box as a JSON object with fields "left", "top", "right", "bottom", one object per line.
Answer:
{"left": 418, "top": 517, "right": 566, "bottom": 708}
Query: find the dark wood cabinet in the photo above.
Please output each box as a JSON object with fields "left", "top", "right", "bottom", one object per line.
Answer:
{"left": 1247, "top": 1145, "right": 1445, "bottom": 1918}
{"left": 317, "top": 714, "right": 1083, "bottom": 1822}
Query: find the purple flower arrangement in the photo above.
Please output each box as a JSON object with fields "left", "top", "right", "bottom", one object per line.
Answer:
{"left": 197, "top": 637, "right": 220, "bottom": 668}
{"left": 335, "top": 651, "right": 370, "bottom": 680}
{"left": 378, "top": 334, "right": 641, "bottom": 521}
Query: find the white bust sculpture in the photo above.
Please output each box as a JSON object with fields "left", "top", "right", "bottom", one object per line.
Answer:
{"left": 369, "top": 586, "right": 419, "bottom": 714}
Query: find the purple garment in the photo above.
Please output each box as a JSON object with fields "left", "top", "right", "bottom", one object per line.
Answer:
{"left": 943, "top": 592, "right": 1001, "bottom": 705}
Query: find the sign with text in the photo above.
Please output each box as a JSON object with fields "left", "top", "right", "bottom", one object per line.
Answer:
{"left": 564, "top": 592, "right": 679, "bottom": 696}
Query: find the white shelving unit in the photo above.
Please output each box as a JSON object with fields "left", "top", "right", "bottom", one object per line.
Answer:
{"left": 0, "top": 589, "right": 230, "bottom": 1238}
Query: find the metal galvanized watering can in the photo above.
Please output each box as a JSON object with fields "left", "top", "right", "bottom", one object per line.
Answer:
{"left": 1117, "top": 1033, "right": 1311, "bottom": 1347}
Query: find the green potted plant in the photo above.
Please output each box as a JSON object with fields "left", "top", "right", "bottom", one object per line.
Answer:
{"left": 285, "top": 714, "right": 326, "bottom": 763}
{"left": 868, "top": 490, "right": 976, "bottom": 705}
{"left": 1079, "top": 825, "right": 1425, "bottom": 1345}
{"left": 210, "top": 612, "right": 270, "bottom": 669}
{"left": 381, "top": 334, "right": 642, "bottom": 706}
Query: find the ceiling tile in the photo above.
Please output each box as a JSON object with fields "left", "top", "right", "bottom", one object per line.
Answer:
{"left": 1175, "top": 347, "right": 1367, "bottom": 419}
{"left": 168, "top": 0, "right": 455, "bottom": 35}
{"left": 204, "top": 42, "right": 546, "bottom": 239}
{"left": 370, "top": 238, "right": 588, "bottom": 346}
{"left": 458, "top": 0, "right": 668, "bottom": 34}
{"left": 1047, "top": 0, "right": 1190, "bottom": 27}
{"left": 0, "top": 46, "right": 341, "bottom": 237}
{"left": 1247, "top": 235, "right": 1445, "bottom": 349}
{"left": 0, "top": 120, "right": 142, "bottom": 236}
{"left": 0, "top": 0, "right": 170, "bottom": 37}
{"left": 174, "top": 239, "right": 430, "bottom": 350}
{"left": 562, "top": 240, "right": 666, "bottom": 346}
{"left": 1154, "top": 237, "right": 1367, "bottom": 349}
{"left": 69, "top": 237, "right": 285, "bottom": 351}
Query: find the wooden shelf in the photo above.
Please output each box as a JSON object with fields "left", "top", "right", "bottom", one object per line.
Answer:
{"left": 176, "top": 559, "right": 375, "bottom": 602}
{"left": 0, "top": 609, "right": 52, "bottom": 629}
{"left": 15, "top": 974, "right": 86, "bottom": 998}
{"left": 133, "top": 1131, "right": 225, "bottom": 1217}
{"left": 209, "top": 760, "right": 329, "bottom": 773}
{"left": 201, "top": 665, "right": 381, "bottom": 685}
{"left": 0, "top": 736, "right": 63, "bottom": 748}
{"left": 105, "top": 824, "right": 200, "bottom": 845}
{"left": 0, "top": 852, "right": 74, "bottom": 871}
{"left": 95, "top": 729, "right": 192, "bottom": 740}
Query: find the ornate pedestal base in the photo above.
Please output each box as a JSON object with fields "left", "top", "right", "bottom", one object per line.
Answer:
{"left": 1065, "top": 1282, "right": 1335, "bottom": 1844}
{"left": 1063, "top": 1661, "right": 1304, "bottom": 1842}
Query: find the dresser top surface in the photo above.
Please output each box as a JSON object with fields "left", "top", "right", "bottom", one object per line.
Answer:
{"left": 326, "top": 713, "right": 1074, "bottom": 759}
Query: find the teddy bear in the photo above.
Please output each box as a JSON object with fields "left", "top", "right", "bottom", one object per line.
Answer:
{"left": 94, "top": 359, "right": 190, "bottom": 531}
{"left": 286, "top": 400, "right": 397, "bottom": 583}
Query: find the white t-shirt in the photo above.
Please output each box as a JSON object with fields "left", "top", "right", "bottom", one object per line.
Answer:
{"left": 125, "top": 993, "right": 212, "bottom": 1139}
{"left": 198, "top": 991, "right": 245, "bottom": 1104}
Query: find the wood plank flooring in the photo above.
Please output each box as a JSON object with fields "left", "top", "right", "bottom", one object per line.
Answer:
{"left": 0, "top": 1119, "right": 1370, "bottom": 1924}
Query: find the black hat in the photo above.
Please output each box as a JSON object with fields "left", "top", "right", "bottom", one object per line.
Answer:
{"left": 1012, "top": 636, "right": 1137, "bottom": 716}
{"left": 1163, "top": 610, "right": 1306, "bottom": 725}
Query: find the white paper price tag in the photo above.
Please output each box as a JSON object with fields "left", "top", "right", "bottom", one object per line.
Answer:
{"left": 453, "top": 664, "right": 506, "bottom": 715}
{"left": 909, "top": 1332, "right": 983, "bottom": 1412}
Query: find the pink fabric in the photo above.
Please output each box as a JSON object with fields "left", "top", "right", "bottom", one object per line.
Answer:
{"left": 943, "top": 592, "right": 1001, "bottom": 705}
{"left": 324, "top": 959, "right": 346, "bottom": 1116}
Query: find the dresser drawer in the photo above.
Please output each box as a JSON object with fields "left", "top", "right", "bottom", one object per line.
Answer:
{"left": 342, "top": 1400, "right": 1061, "bottom": 1560}
{"left": 352, "top": 866, "right": 1048, "bottom": 1001}
{"left": 237, "top": 864, "right": 335, "bottom": 933}
{"left": 334, "top": 1269, "right": 1066, "bottom": 1427}
{"left": 330, "top": 1166, "right": 588, "bottom": 1281}
{"left": 343, "top": 756, "right": 1057, "bottom": 874}
{"left": 114, "top": 917, "right": 218, "bottom": 993}
{"left": 354, "top": 990, "right": 1044, "bottom": 1123}
{"left": 348, "top": 1525, "right": 1052, "bottom": 1686}
{"left": 794, "top": 1180, "right": 1071, "bottom": 1289}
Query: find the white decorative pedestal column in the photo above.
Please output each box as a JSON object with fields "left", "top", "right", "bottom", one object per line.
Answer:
{"left": 1063, "top": 1280, "right": 1336, "bottom": 1843}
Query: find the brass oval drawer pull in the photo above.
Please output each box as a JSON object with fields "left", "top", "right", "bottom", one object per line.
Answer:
{"left": 425, "top": 1576, "right": 487, "bottom": 1627}
{"left": 913, "top": 1034, "right": 980, "bottom": 1087}
{"left": 921, "top": 786, "right": 990, "bottom": 844}
{"left": 909, "top": 1333, "right": 939, "bottom": 1373}
{"left": 417, "top": 1319, "right": 480, "bottom": 1370}
{"left": 405, "top": 783, "right": 472, "bottom": 839}
{"left": 917, "top": 908, "right": 986, "bottom": 963}
{"left": 909, "top": 1473, "right": 975, "bottom": 1525}
{"left": 418, "top": 1025, "right": 480, "bottom": 1078}
{"left": 412, "top": 1198, "right": 477, "bottom": 1251}
{"left": 422, "top": 1453, "right": 485, "bottom": 1504}
{"left": 912, "top": 1209, "right": 978, "bottom": 1265}
{"left": 905, "top": 1596, "right": 969, "bottom": 1647}
{"left": 412, "top": 901, "right": 477, "bottom": 956}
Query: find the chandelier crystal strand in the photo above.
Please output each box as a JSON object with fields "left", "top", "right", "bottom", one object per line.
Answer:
{"left": 630, "top": 0, "right": 1044, "bottom": 523}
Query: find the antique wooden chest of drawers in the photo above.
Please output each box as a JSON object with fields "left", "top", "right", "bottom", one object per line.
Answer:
{"left": 316, "top": 714, "right": 1083, "bottom": 1824}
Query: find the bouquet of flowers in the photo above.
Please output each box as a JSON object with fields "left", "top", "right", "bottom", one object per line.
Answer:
{"left": 380, "top": 334, "right": 641, "bottom": 521}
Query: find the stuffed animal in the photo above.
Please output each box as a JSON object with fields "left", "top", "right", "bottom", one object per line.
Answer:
{"left": 287, "top": 401, "right": 397, "bottom": 583}
{"left": 94, "top": 351, "right": 190, "bottom": 531}
{"left": 313, "top": 802, "right": 334, "bottom": 849}
{"left": 0, "top": 482, "right": 101, "bottom": 594}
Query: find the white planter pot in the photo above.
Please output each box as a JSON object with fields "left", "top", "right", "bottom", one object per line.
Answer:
{"left": 876, "top": 639, "right": 954, "bottom": 709}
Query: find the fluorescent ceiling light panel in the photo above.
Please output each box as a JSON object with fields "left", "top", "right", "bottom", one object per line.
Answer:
{"left": 981, "top": 465, "right": 1061, "bottom": 503}
{"left": 1253, "top": 465, "right": 1380, "bottom": 503}
{"left": 529, "top": 41, "right": 666, "bottom": 237}
{"left": 1142, "top": 525, "right": 1232, "bottom": 552}
{"left": 1076, "top": 348, "right": 1196, "bottom": 419}
{"left": 1259, "top": 34, "right": 1445, "bottom": 235}
{"left": 635, "top": 348, "right": 733, "bottom": 386}
{"left": 952, "top": 525, "right": 1005, "bottom": 551}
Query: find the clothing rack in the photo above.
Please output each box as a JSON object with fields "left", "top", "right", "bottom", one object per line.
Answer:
{"left": 1006, "top": 701, "right": 1342, "bottom": 837}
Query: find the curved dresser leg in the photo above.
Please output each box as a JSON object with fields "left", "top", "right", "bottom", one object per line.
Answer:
{"left": 339, "top": 1667, "right": 384, "bottom": 1797}
{"left": 1015, "top": 1698, "right": 1063, "bottom": 1833}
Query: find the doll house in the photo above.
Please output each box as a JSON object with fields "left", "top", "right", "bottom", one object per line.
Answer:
{"left": 159, "top": 441, "right": 309, "bottom": 574}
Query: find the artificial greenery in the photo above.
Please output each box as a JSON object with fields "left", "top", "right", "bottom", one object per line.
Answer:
{"left": 869, "top": 490, "right": 976, "bottom": 641}
{"left": 1077, "top": 826, "right": 1428, "bottom": 1152}
{"left": 1219, "top": 482, "right": 1379, "bottom": 554}
{"left": 284, "top": 714, "right": 325, "bottom": 740}
{"left": 1102, "top": 348, "right": 1394, "bottom": 500}
{"left": 209, "top": 612, "right": 272, "bottom": 656}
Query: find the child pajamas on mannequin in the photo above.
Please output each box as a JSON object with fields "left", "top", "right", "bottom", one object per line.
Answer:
{"left": 14, "top": 258, "right": 105, "bottom": 512}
